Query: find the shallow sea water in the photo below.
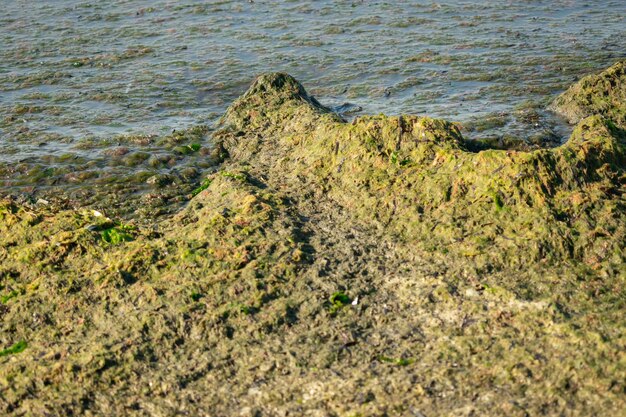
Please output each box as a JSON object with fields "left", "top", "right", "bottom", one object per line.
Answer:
{"left": 1, "top": 0, "right": 625, "bottom": 217}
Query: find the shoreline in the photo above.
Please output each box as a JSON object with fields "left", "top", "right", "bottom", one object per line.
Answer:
{"left": 1, "top": 60, "right": 625, "bottom": 416}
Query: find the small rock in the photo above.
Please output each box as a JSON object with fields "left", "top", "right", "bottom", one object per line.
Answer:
{"left": 146, "top": 174, "right": 173, "bottom": 187}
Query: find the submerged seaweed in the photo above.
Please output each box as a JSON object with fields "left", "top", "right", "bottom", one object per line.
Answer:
{"left": 1, "top": 61, "right": 626, "bottom": 416}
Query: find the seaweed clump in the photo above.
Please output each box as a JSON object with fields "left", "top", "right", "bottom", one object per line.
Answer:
{"left": 550, "top": 59, "right": 626, "bottom": 128}
{"left": 219, "top": 72, "right": 625, "bottom": 270}
{"left": 1, "top": 67, "right": 626, "bottom": 416}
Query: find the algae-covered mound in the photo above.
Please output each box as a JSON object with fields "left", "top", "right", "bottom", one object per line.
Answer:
{"left": 550, "top": 59, "right": 626, "bottom": 128}
{"left": 219, "top": 72, "right": 625, "bottom": 270}
{"left": 1, "top": 64, "right": 626, "bottom": 416}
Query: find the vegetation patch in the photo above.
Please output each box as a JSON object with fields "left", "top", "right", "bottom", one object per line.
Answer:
{"left": 0, "top": 341, "right": 27, "bottom": 358}
{"left": 100, "top": 224, "right": 135, "bottom": 245}
{"left": 377, "top": 356, "right": 415, "bottom": 366}
{"left": 328, "top": 291, "right": 351, "bottom": 314}
{"left": 1, "top": 62, "right": 625, "bottom": 416}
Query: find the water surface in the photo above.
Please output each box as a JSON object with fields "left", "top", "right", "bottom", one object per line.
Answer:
{"left": 1, "top": 0, "right": 625, "bottom": 216}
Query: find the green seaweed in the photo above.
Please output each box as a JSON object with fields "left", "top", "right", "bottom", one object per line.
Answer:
{"left": 0, "top": 341, "right": 27, "bottom": 358}
{"left": 190, "top": 292, "right": 204, "bottom": 302}
{"left": 100, "top": 225, "right": 135, "bottom": 245}
{"left": 492, "top": 191, "right": 505, "bottom": 211}
{"left": 0, "top": 290, "right": 19, "bottom": 304}
{"left": 221, "top": 171, "right": 248, "bottom": 182}
{"left": 329, "top": 291, "right": 351, "bottom": 313}
{"left": 191, "top": 178, "right": 212, "bottom": 196}
{"left": 174, "top": 143, "right": 202, "bottom": 155}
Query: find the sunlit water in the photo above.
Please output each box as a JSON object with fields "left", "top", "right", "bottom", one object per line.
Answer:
{"left": 1, "top": 0, "right": 625, "bottom": 216}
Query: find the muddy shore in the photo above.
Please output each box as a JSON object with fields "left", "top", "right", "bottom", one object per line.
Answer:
{"left": 1, "top": 61, "right": 625, "bottom": 416}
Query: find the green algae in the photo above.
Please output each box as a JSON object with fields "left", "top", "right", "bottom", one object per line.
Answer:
{"left": 550, "top": 60, "right": 626, "bottom": 128}
{"left": 0, "top": 342, "right": 27, "bottom": 358}
{"left": 100, "top": 225, "right": 135, "bottom": 245}
{"left": 190, "top": 177, "right": 212, "bottom": 197}
{"left": 378, "top": 356, "right": 414, "bottom": 367}
{"left": 328, "top": 291, "right": 352, "bottom": 314}
{"left": 0, "top": 290, "right": 19, "bottom": 304}
{"left": 1, "top": 63, "right": 626, "bottom": 416}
